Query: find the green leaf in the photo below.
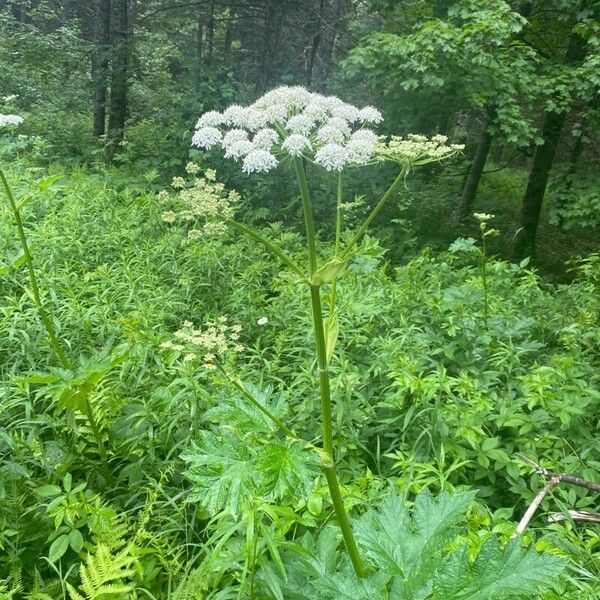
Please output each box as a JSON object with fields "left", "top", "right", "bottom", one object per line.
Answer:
{"left": 433, "top": 538, "right": 566, "bottom": 599}
{"left": 35, "top": 484, "right": 62, "bottom": 497}
{"left": 182, "top": 431, "right": 257, "bottom": 517}
{"left": 37, "top": 174, "right": 62, "bottom": 191}
{"left": 49, "top": 534, "right": 70, "bottom": 562}
{"left": 311, "top": 257, "right": 349, "bottom": 286}
{"left": 69, "top": 529, "right": 84, "bottom": 553}
{"left": 324, "top": 313, "right": 340, "bottom": 363}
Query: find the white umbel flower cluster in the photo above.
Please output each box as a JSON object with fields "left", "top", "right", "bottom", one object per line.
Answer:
{"left": 192, "top": 86, "right": 383, "bottom": 173}
{"left": 0, "top": 114, "right": 23, "bottom": 128}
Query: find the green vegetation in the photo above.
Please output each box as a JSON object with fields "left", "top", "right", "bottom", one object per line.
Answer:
{"left": 1, "top": 1, "right": 599, "bottom": 598}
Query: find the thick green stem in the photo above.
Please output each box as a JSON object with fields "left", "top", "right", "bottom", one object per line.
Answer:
{"left": 340, "top": 168, "right": 406, "bottom": 260}
{"left": 293, "top": 161, "right": 365, "bottom": 577}
{"left": 0, "top": 168, "right": 69, "bottom": 368}
{"left": 309, "top": 284, "right": 365, "bottom": 577}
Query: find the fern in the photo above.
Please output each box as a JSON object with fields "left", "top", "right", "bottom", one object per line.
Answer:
{"left": 277, "top": 489, "right": 566, "bottom": 600}
{"left": 67, "top": 543, "right": 136, "bottom": 600}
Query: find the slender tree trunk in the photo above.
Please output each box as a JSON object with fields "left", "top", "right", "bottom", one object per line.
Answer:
{"left": 223, "top": 17, "right": 234, "bottom": 66}
{"left": 92, "top": 0, "right": 111, "bottom": 138}
{"left": 259, "top": 0, "right": 281, "bottom": 90}
{"left": 204, "top": 0, "right": 215, "bottom": 66}
{"left": 106, "top": 0, "right": 129, "bottom": 160}
{"left": 513, "top": 28, "right": 587, "bottom": 259}
{"left": 306, "top": 0, "right": 326, "bottom": 86}
{"left": 454, "top": 114, "right": 493, "bottom": 221}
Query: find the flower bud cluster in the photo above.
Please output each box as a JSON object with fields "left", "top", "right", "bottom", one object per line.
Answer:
{"left": 159, "top": 165, "right": 239, "bottom": 237}
{"left": 375, "top": 134, "right": 464, "bottom": 168}
{"left": 161, "top": 317, "right": 244, "bottom": 370}
{"left": 192, "top": 86, "right": 383, "bottom": 173}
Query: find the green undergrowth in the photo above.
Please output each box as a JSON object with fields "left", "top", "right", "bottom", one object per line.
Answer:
{"left": 0, "top": 158, "right": 598, "bottom": 598}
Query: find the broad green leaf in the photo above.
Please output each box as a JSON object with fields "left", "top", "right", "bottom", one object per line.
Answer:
{"left": 49, "top": 534, "right": 70, "bottom": 562}
{"left": 311, "top": 257, "right": 349, "bottom": 286}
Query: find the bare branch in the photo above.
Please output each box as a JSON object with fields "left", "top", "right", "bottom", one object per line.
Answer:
{"left": 514, "top": 475, "right": 560, "bottom": 536}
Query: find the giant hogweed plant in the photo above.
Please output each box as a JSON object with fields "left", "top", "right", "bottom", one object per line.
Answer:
{"left": 159, "top": 87, "right": 565, "bottom": 595}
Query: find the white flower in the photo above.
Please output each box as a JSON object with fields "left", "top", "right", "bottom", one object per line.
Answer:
{"left": 257, "top": 316, "right": 269, "bottom": 326}
{"left": 192, "top": 127, "right": 222, "bottom": 149}
{"left": 473, "top": 213, "right": 495, "bottom": 222}
{"left": 0, "top": 114, "right": 23, "bottom": 127}
{"left": 315, "top": 143, "right": 348, "bottom": 171}
{"left": 196, "top": 110, "right": 224, "bottom": 128}
{"left": 282, "top": 134, "right": 312, "bottom": 156}
{"left": 317, "top": 118, "right": 351, "bottom": 144}
{"left": 223, "top": 105, "right": 247, "bottom": 125}
{"left": 242, "top": 149, "right": 278, "bottom": 174}
{"left": 253, "top": 128, "right": 279, "bottom": 150}
{"left": 223, "top": 128, "right": 249, "bottom": 148}
{"left": 358, "top": 106, "right": 383, "bottom": 124}
{"left": 286, "top": 114, "right": 315, "bottom": 135}
{"left": 242, "top": 108, "right": 269, "bottom": 131}
{"left": 346, "top": 129, "right": 378, "bottom": 164}
{"left": 331, "top": 103, "right": 361, "bottom": 122}
{"left": 185, "top": 162, "right": 201, "bottom": 175}
{"left": 224, "top": 140, "right": 254, "bottom": 159}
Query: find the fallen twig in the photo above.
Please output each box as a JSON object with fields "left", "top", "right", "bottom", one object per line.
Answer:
{"left": 513, "top": 455, "right": 600, "bottom": 535}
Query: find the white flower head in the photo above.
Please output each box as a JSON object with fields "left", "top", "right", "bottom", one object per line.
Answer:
{"left": 358, "top": 106, "right": 383, "bottom": 124}
{"left": 192, "top": 127, "right": 222, "bottom": 149}
{"left": 346, "top": 129, "right": 378, "bottom": 165}
{"left": 253, "top": 128, "right": 279, "bottom": 150}
{"left": 224, "top": 140, "right": 254, "bottom": 159}
{"left": 286, "top": 114, "right": 316, "bottom": 136}
{"left": 192, "top": 86, "right": 385, "bottom": 174}
{"left": 282, "top": 134, "right": 312, "bottom": 157}
{"left": 0, "top": 114, "right": 23, "bottom": 128}
{"left": 242, "top": 149, "right": 278, "bottom": 174}
{"left": 196, "top": 110, "right": 224, "bottom": 128}
{"left": 257, "top": 316, "right": 269, "bottom": 326}
{"left": 315, "top": 143, "right": 348, "bottom": 171}
{"left": 223, "top": 128, "right": 249, "bottom": 148}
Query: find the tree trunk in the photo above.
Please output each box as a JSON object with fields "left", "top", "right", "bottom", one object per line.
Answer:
{"left": 92, "top": 0, "right": 111, "bottom": 138}
{"left": 513, "top": 27, "right": 587, "bottom": 259}
{"left": 205, "top": 0, "right": 215, "bottom": 66}
{"left": 454, "top": 116, "right": 493, "bottom": 221}
{"left": 106, "top": 0, "right": 129, "bottom": 160}
{"left": 306, "top": 0, "right": 326, "bottom": 86}
{"left": 258, "top": 0, "right": 281, "bottom": 90}
{"left": 321, "top": 0, "right": 348, "bottom": 78}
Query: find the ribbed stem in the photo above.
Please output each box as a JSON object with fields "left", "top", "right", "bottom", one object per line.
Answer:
{"left": 293, "top": 159, "right": 366, "bottom": 578}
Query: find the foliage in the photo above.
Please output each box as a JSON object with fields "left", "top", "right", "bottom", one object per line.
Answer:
{"left": 275, "top": 490, "right": 565, "bottom": 599}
